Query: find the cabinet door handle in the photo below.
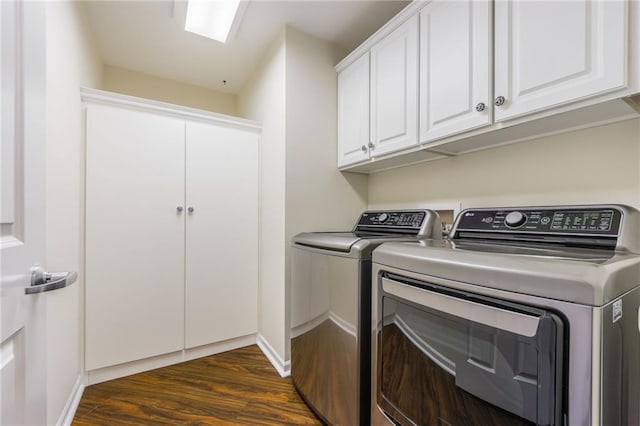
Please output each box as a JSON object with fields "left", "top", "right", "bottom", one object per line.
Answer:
{"left": 475, "top": 102, "right": 486, "bottom": 112}
{"left": 495, "top": 96, "right": 506, "bottom": 107}
{"left": 188, "top": 206, "right": 195, "bottom": 213}
{"left": 176, "top": 206, "right": 184, "bottom": 213}
{"left": 368, "top": 141, "right": 375, "bottom": 150}
{"left": 361, "top": 145, "right": 367, "bottom": 152}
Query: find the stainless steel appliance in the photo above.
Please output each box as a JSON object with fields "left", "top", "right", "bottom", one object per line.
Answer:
{"left": 371, "top": 205, "right": 640, "bottom": 426}
{"left": 291, "top": 210, "right": 442, "bottom": 425}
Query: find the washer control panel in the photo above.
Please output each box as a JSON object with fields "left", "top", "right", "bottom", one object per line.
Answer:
{"left": 454, "top": 207, "right": 622, "bottom": 236}
{"left": 357, "top": 211, "right": 426, "bottom": 229}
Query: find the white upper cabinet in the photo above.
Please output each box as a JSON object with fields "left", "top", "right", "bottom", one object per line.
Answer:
{"left": 419, "top": 0, "right": 492, "bottom": 143}
{"left": 335, "top": 0, "right": 637, "bottom": 172}
{"left": 370, "top": 15, "right": 419, "bottom": 157}
{"left": 337, "top": 53, "right": 370, "bottom": 167}
{"left": 494, "top": 0, "right": 628, "bottom": 121}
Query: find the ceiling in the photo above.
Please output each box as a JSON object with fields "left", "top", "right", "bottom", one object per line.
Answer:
{"left": 83, "top": 0, "right": 410, "bottom": 94}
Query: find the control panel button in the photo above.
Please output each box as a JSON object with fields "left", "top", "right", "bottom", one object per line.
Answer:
{"left": 378, "top": 213, "right": 389, "bottom": 223}
{"left": 504, "top": 211, "right": 527, "bottom": 228}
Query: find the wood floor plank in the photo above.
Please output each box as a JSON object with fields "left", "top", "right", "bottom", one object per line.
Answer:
{"left": 72, "top": 345, "right": 322, "bottom": 425}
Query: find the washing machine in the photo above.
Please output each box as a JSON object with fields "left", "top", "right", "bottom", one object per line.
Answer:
{"left": 291, "top": 209, "right": 442, "bottom": 425}
{"left": 371, "top": 205, "right": 640, "bottom": 426}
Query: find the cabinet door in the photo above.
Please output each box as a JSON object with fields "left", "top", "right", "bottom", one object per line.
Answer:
{"left": 494, "top": 0, "right": 627, "bottom": 122}
{"left": 185, "top": 122, "right": 258, "bottom": 349}
{"left": 419, "top": 0, "right": 491, "bottom": 143}
{"left": 85, "top": 105, "right": 185, "bottom": 370}
{"left": 370, "top": 15, "right": 419, "bottom": 157}
{"left": 337, "top": 53, "right": 370, "bottom": 167}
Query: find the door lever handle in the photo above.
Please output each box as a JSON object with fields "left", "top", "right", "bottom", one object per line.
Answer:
{"left": 26, "top": 266, "right": 78, "bottom": 294}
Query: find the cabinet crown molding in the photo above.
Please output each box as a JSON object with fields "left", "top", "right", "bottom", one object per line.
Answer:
{"left": 80, "top": 87, "right": 262, "bottom": 132}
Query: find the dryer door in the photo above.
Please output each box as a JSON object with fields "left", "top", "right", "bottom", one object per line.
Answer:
{"left": 377, "top": 273, "right": 565, "bottom": 426}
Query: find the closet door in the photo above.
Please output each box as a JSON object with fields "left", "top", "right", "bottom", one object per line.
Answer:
{"left": 185, "top": 122, "right": 258, "bottom": 349}
{"left": 85, "top": 105, "right": 185, "bottom": 370}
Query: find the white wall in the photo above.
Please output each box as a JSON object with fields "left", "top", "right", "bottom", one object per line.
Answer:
{"left": 284, "top": 27, "right": 368, "bottom": 358}
{"left": 238, "top": 27, "right": 368, "bottom": 367}
{"left": 103, "top": 65, "right": 237, "bottom": 115}
{"left": 237, "top": 31, "right": 288, "bottom": 366}
{"left": 369, "top": 119, "right": 640, "bottom": 211}
{"left": 45, "top": 2, "right": 103, "bottom": 424}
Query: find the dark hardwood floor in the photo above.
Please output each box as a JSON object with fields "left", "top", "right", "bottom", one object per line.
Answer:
{"left": 72, "top": 345, "right": 323, "bottom": 425}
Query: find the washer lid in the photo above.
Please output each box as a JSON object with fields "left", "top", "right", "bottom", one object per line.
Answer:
{"left": 373, "top": 240, "right": 640, "bottom": 306}
{"left": 294, "top": 232, "right": 364, "bottom": 252}
{"left": 293, "top": 232, "right": 401, "bottom": 253}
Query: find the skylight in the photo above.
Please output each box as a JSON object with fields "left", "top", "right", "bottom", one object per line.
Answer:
{"left": 185, "top": 0, "right": 244, "bottom": 43}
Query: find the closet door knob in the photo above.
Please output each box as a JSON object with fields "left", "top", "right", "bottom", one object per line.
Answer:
{"left": 475, "top": 102, "right": 486, "bottom": 112}
{"left": 188, "top": 207, "right": 195, "bottom": 213}
{"left": 495, "top": 96, "right": 506, "bottom": 107}
{"left": 368, "top": 141, "right": 375, "bottom": 150}
{"left": 361, "top": 145, "right": 367, "bottom": 152}
{"left": 176, "top": 206, "right": 184, "bottom": 213}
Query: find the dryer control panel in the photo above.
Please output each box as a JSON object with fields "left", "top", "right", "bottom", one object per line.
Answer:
{"left": 453, "top": 206, "right": 623, "bottom": 237}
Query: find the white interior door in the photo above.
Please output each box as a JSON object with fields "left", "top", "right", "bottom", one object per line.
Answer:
{"left": 184, "top": 122, "right": 258, "bottom": 349}
{"left": 1, "top": 2, "right": 47, "bottom": 424}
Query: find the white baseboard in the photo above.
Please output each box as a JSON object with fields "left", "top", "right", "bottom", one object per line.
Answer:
{"left": 86, "top": 334, "right": 256, "bottom": 385}
{"left": 56, "top": 374, "right": 85, "bottom": 426}
{"left": 256, "top": 334, "right": 290, "bottom": 377}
